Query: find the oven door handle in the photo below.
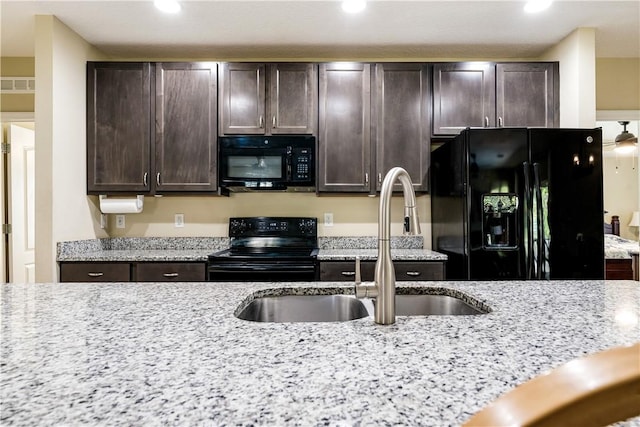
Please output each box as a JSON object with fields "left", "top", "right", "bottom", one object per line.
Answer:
{"left": 208, "top": 263, "right": 316, "bottom": 273}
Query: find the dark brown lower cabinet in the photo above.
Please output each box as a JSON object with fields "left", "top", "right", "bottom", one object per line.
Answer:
{"left": 605, "top": 259, "right": 634, "bottom": 280}
{"left": 60, "top": 262, "right": 207, "bottom": 282}
{"left": 59, "top": 262, "right": 131, "bottom": 282}
{"left": 320, "top": 261, "right": 445, "bottom": 281}
{"left": 133, "top": 262, "right": 206, "bottom": 282}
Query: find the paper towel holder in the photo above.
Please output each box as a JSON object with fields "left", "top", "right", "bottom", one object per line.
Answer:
{"left": 98, "top": 194, "right": 144, "bottom": 214}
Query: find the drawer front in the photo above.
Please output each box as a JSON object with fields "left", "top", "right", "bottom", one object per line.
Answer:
{"left": 605, "top": 259, "right": 633, "bottom": 280}
{"left": 320, "top": 261, "right": 375, "bottom": 281}
{"left": 394, "top": 262, "right": 445, "bottom": 280}
{"left": 134, "top": 262, "right": 206, "bottom": 282}
{"left": 60, "top": 262, "right": 131, "bottom": 282}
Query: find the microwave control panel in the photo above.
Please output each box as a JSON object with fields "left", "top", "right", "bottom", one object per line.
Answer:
{"left": 292, "top": 148, "right": 313, "bottom": 181}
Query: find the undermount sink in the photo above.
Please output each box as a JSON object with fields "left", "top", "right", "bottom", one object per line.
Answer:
{"left": 236, "top": 294, "right": 369, "bottom": 323}
{"left": 236, "top": 289, "right": 490, "bottom": 323}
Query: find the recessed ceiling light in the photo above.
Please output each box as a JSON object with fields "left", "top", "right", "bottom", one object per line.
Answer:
{"left": 154, "top": 0, "right": 181, "bottom": 14}
{"left": 342, "top": 0, "right": 366, "bottom": 14}
{"left": 524, "top": 0, "right": 552, "bottom": 13}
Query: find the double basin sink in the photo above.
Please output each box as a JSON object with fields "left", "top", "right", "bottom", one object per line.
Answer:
{"left": 236, "top": 288, "right": 491, "bottom": 323}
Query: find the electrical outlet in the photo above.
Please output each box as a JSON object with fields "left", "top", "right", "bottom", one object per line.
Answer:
{"left": 100, "top": 214, "right": 107, "bottom": 229}
{"left": 116, "top": 215, "right": 125, "bottom": 229}
{"left": 324, "top": 212, "right": 334, "bottom": 227}
{"left": 175, "top": 213, "right": 185, "bottom": 228}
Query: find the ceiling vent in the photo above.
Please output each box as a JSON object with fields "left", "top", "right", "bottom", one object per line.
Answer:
{"left": 1, "top": 77, "right": 35, "bottom": 94}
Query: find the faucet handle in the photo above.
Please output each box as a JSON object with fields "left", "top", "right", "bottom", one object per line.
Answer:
{"left": 355, "top": 256, "right": 361, "bottom": 285}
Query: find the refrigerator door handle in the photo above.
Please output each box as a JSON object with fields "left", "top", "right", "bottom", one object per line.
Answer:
{"left": 533, "top": 163, "right": 544, "bottom": 279}
{"left": 523, "top": 161, "right": 534, "bottom": 279}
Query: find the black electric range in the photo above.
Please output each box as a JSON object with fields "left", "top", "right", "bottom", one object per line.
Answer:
{"left": 207, "top": 217, "right": 319, "bottom": 281}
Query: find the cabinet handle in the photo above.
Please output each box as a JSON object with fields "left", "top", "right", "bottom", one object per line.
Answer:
{"left": 378, "top": 173, "right": 382, "bottom": 184}
{"left": 341, "top": 271, "right": 356, "bottom": 277}
{"left": 143, "top": 172, "right": 148, "bottom": 186}
{"left": 259, "top": 116, "right": 264, "bottom": 128}
{"left": 406, "top": 271, "right": 421, "bottom": 277}
{"left": 163, "top": 272, "right": 179, "bottom": 278}
{"left": 498, "top": 116, "right": 503, "bottom": 127}
{"left": 484, "top": 116, "right": 489, "bottom": 127}
{"left": 156, "top": 173, "right": 161, "bottom": 186}
{"left": 365, "top": 173, "right": 369, "bottom": 184}
{"left": 272, "top": 116, "right": 277, "bottom": 128}
{"left": 87, "top": 272, "right": 104, "bottom": 277}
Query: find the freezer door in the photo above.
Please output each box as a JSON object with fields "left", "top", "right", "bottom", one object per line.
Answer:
{"left": 529, "top": 128, "right": 604, "bottom": 279}
{"left": 467, "top": 128, "right": 529, "bottom": 279}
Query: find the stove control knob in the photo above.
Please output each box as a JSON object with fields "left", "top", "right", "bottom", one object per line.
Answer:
{"left": 230, "top": 219, "right": 247, "bottom": 235}
{"left": 298, "top": 219, "right": 316, "bottom": 235}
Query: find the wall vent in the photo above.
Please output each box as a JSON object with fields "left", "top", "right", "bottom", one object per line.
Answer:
{"left": 1, "top": 77, "right": 35, "bottom": 94}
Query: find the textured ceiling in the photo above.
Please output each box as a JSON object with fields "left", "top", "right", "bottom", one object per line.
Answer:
{"left": 1, "top": 1, "right": 639, "bottom": 59}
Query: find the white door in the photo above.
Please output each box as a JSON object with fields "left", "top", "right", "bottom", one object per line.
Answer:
{"left": 8, "top": 124, "right": 35, "bottom": 283}
{"left": 0, "top": 126, "right": 5, "bottom": 282}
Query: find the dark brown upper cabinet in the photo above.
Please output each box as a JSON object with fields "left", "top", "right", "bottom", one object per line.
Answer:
{"left": 432, "top": 62, "right": 558, "bottom": 137}
{"left": 155, "top": 62, "right": 217, "bottom": 192}
{"left": 318, "top": 62, "right": 372, "bottom": 193}
{"left": 87, "top": 62, "right": 219, "bottom": 195}
{"left": 87, "top": 62, "right": 152, "bottom": 194}
{"left": 219, "top": 62, "right": 317, "bottom": 135}
{"left": 496, "top": 62, "right": 558, "bottom": 128}
{"left": 432, "top": 62, "right": 496, "bottom": 136}
{"left": 373, "top": 63, "right": 431, "bottom": 192}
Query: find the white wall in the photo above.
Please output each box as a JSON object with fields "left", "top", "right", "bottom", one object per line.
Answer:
{"left": 541, "top": 28, "right": 597, "bottom": 127}
{"left": 35, "top": 15, "right": 107, "bottom": 282}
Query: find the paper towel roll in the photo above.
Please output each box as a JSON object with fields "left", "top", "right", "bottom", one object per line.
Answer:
{"left": 99, "top": 195, "right": 144, "bottom": 214}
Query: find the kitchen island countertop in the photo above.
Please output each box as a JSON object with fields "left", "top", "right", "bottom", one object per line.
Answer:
{"left": 1, "top": 280, "right": 639, "bottom": 426}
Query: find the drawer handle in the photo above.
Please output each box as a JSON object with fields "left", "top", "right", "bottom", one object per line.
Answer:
{"left": 87, "top": 272, "right": 104, "bottom": 277}
{"left": 406, "top": 271, "right": 421, "bottom": 277}
{"left": 341, "top": 271, "right": 356, "bottom": 277}
{"left": 163, "top": 272, "right": 179, "bottom": 278}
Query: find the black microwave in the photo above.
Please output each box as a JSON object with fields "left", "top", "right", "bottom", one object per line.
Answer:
{"left": 218, "top": 136, "right": 316, "bottom": 191}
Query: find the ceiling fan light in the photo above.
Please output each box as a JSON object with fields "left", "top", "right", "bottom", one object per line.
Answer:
{"left": 154, "top": 0, "right": 181, "bottom": 14}
{"left": 614, "top": 120, "right": 638, "bottom": 153}
{"left": 342, "top": 0, "right": 366, "bottom": 14}
{"left": 524, "top": 0, "right": 552, "bottom": 13}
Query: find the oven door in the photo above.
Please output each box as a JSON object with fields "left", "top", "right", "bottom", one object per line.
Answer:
{"left": 208, "top": 260, "right": 319, "bottom": 282}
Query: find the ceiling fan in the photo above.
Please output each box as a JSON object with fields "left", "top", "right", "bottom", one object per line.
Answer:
{"left": 602, "top": 121, "right": 638, "bottom": 154}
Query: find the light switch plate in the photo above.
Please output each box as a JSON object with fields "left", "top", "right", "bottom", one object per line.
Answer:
{"left": 116, "top": 215, "right": 125, "bottom": 229}
{"left": 175, "top": 213, "right": 185, "bottom": 228}
{"left": 324, "top": 212, "right": 334, "bottom": 227}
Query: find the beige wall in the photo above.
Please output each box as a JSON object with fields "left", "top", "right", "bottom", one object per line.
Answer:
{"left": 35, "top": 16, "right": 107, "bottom": 282}
{"left": 541, "top": 28, "right": 597, "bottom": 127}
{"left": 596, "top": 58, "right": 640, "bottom": 111}
{"left": 0, "top": 57, "right": 35, "bottom": 112}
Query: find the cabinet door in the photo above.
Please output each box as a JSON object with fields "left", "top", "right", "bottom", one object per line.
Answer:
{"left": 318, "top": 63, "right": 372, "bottom": 192}
{"left": 60, "top": 262, "right": 131, "bottom": 282}
{"left": 269, "top": 63, "right": 317, "bottom": 134}
{"left": 374, "top": 63, "right": 430, "bottom": 192}
{"left": 432, "top": 62, "right": 496, "bottom": 136}
{"left": 219, "top": 63, "right": 266, "bottom": 134}
{"left": 155, "top": 62, "right": 218, "bottom": 192}
{"left": 87, "top": 62, "right": 151, "bottom": 194}
{"left": 134, "top": 262, "right": 206, "bottom": 282}
{"left": 496, "top": 63, "right": 558, "bottom": 128}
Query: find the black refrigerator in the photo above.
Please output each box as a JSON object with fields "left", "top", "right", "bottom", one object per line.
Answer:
{"left": 431, "top": 127, "right": 604, "bottom": 280}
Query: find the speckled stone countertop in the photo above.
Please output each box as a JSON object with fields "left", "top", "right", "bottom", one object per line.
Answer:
{"left": 605, "top": 234, "right": 640, "bottom": 259}
{"left": 2, "top": 280, "right": 639, "bottom": 426}
{"left": 56, "top": 236, "right": 447, "bottom": 262}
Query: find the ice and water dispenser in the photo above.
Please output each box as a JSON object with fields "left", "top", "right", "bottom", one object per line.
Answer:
{"left": 482, "top": 194, "right": 518, "bottom": 249}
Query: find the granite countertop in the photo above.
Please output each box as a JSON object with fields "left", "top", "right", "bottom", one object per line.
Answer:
{"left": 2, "top": 280, "right": 639, "bottom": 426}
{"left": 56, "top": 236, "right": 448, "bottom": 262}
{"left": 605, "top": 234, "right": 640, "bottom": 259}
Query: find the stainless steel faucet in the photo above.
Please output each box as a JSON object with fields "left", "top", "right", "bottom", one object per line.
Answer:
{"left": 355, "top": 167, "right": 421, "bottom": 325}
